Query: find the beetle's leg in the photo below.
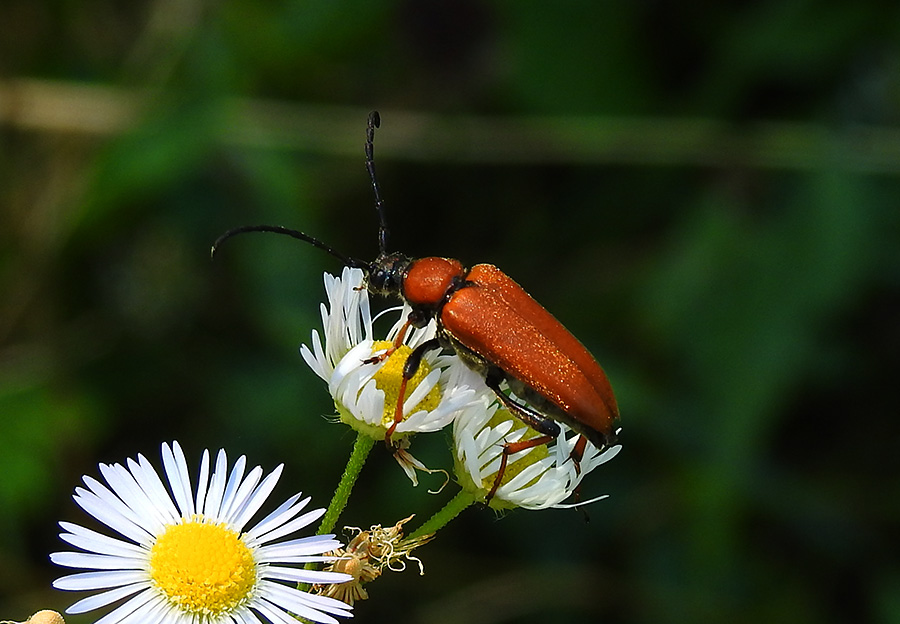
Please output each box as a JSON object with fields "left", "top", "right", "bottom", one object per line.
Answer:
{"left": 483, "top": 373, "right": 561, "bottom": 503}
{"left": 363, "top": 319, "right": 412, "bottom": 365}
{"left": 364, "top": 308, "right": 431, "bottom": 365}
{"left": 385, "top": 337, "right": 442, "bottom": 445}
{"left": 485, "top": 433, "right": 555, "bottom": 502}
{"left": 569, "top": 434, "right": 589, "bottom": 516}
{"left": 483, "top": 374, "right": 561, "bottom": 438}
{"left": 393, "top": 319, "right": 412, "bottom": 348}
{"left": 571, "top": 434, "right": 587, "bottom": 474}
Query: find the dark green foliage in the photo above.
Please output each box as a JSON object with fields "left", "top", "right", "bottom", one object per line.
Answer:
{"left": 1, "top": 1, "right": 898, "bottom": 623}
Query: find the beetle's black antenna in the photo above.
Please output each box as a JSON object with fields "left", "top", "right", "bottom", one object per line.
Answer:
{"left": 366, "top": 110, "right": 389, "bottom": 256}
{"left": 211, "top": 113, "right": 389, "bottom": 271}
{"left": 211, "top": 224, "right": 371, "bottom": 270}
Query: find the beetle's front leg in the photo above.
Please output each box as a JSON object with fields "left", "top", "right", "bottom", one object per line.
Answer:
{"left": 363, "top": 320, "right": 411, "bottom": 366}
{"left": 364, "top": 309, "right": 430, "bottom": 365}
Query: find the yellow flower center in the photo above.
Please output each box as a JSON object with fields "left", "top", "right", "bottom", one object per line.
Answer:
{"left": 149, "top": 519, "right": 257, "bottom": 616}
{"left": 371, "top": 341, "right": 441, "bottom": 428}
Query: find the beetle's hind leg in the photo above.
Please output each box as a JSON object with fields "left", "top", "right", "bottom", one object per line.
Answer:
{"left": 482, "top": 372, "right": 560, "bottom": 503}
{"left": 483, "top": 373, "right": 561, "bottom": 438}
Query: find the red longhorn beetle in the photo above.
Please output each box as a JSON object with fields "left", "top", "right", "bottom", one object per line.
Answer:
{"left": 213, "top": 112, "right": 620, "bottom": 501}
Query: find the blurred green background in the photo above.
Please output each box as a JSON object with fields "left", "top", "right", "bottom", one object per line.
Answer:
{"left": 2, "top": 1, "right": 899, "bottom": 623}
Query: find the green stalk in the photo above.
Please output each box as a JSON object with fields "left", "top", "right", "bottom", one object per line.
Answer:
{"left": 408, "top": 489, "right": 477, "bottom": 540}
{"left": 317, "top": 432, "right": 376, "bottom": 536}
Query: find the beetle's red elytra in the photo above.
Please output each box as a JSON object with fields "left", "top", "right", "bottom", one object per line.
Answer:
{"left": 212, "top": 111, "right": 620, "bottom": 502}
{"left": 439, "top": 262, "right": 619, "bottom": 445}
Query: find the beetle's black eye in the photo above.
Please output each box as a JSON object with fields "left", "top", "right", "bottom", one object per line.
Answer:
{"left": 367, "top": 253, "right": 410, "bottom": 297}
{"left": 369, "top": 268, "right": 390, "bottom": 292}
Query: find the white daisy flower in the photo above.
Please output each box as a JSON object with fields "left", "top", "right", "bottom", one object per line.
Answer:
{"left": 300, "top": 267, "right": 485, "bottom": 442}
{"left": 453, "top": 398, "right": 621, "bottom": 510}
{"left": 51, "top": 441, "right": 353, "bottom": 624}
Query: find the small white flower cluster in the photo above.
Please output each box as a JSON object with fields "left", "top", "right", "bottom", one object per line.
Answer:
{"left": 301, "top": 267, "right": 621, "bottom": 510}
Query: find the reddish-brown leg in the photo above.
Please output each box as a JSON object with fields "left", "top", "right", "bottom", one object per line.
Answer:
{"left": 571, "top": 434, "right": 587, "bottom": 474}
{"left": 569, "top": 434, "right": 588, "bottom": 514}
{"left": 384, "top": 375, "right": 409, "bottom": 443}
{"left": 383, "top": 338, "right": 442, "bottom": 446}
{"left": 486, "top": 434, "right": 555, "bottom": 503}
{"left": 364, "top": 319, "right": 412, "bottom": 366}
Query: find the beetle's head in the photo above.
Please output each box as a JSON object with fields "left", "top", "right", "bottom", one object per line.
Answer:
{"left": 366, "top": 252, "right": 412, "bottom": 297}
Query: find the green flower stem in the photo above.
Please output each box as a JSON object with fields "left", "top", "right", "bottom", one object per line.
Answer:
{"left": 317, "top": 432, "right": 376, "bottom": 536}
{"left": 408, "top": 489, "right": 478, "bottom": 540}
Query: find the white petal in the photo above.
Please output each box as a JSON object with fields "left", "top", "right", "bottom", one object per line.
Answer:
{"left": 249, "top": 508, "right": 324, "bottom": 546}
{"left": 371, "top": 304, "right": 404, "bottom": 325}
{"left": 194, "top": 448, "right": 211, "bottom": 516}
{"left": 256, "top": 536, "right": 344, "bottom": 562}
{"left": 256, "top": 593, "right": 342, "bottom": 624}
{"left": 97, "top": 463, "right": 169, "bottom": 532}
{"left": 54, "top": 569, "right": 147, "bottom": 591}
{"left": 117, "top": 596, "right": 171, "bottom": 624}
{"left": 233, "top": 606, "right": 267, "bottom": 624}
{"left": 260, "top": 580, "right": 353, "bottom": 618}
{"left": 123, "top": 456, "right": 180, "bottom": 524}
{"left": 162, "top": 441, "right": 195, "bottom": 518}
{"left": 400, "top": 368, "right": 441, "bottom": 415}
{"left": 203, "top": 448, "right": 229, "bottom": 518}
{"left": 58, "top": 522, "right": 146, "bottom": 558}
{"left": 219, "top": 454, "right": 248, "bottom": 520}
{"left": 63, "top": 582, "right": 149, "bottom": 613}
{"left": 263, "top": 565, "right": 352, "bottom": 585}
{"left": 221, "top": 464, "right": 262, "bottom": 524}
{"left": 72, "top": 487, "right": 153, "bottom": 546}
{"left": 50, "top": 551, "right": 145, "bottom": 570}
{"left": 230, "top": 464, "right": 283, "bottom": 531}
{"left": 329, "top": 342, "right": 374, "bottom": 396}
{"left": 552, "top": 493, "right": 609, "bottom": 509}
{"left": 253, "top": 599, "right": 315, "bottom": 624}
{"left": 300, "top": 337, "right": 328, "bottom": 380}
{"left": 88, "top": 588, "right": 157, "bottom": 624}
{"left": 244, "top": 493, "right": 308, "bottom": 543}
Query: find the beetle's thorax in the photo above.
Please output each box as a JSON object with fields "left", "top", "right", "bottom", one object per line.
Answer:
{"left": 367, "top": 255, "right": 467, "bottom": 327}
{"left": 402, "top": 256, "right": 467, "bottom": 310}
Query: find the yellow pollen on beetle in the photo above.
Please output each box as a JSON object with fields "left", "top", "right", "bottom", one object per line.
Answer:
{"left": 371, "top": 341, "right": 441, "bottom": 427}
{"left": 149, "top": 519, "right": 257, "bottom": 616}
